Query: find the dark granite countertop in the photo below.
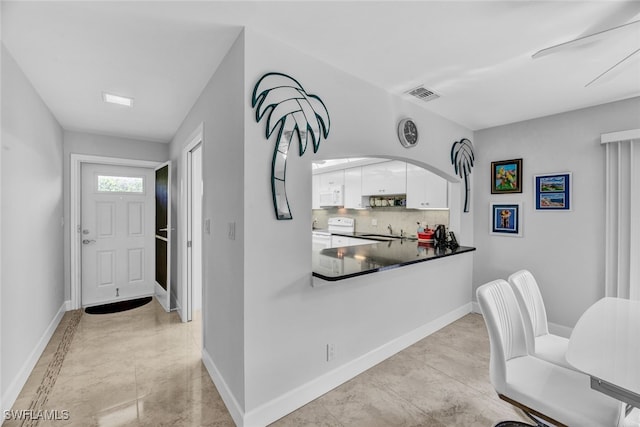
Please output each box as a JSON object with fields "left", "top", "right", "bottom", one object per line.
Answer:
{"left": 312, "top": 237, "right": 476, "bottom": 282}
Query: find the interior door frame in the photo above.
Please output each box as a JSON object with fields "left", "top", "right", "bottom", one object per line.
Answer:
{"left": 180, "top": 124, "right": 204, "bottom": 323}
{"left": 70, "top": 154, "right": 163, "bottom": 310}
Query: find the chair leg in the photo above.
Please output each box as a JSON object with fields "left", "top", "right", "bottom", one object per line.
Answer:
{"left": 498, "top": 394, "right": 568, "bottom": 427}
{"left": 493, "top": 422, "right": 537, "bottom": 427}
{"left": 524, "top": 412, "right": 559, "bottom": 427}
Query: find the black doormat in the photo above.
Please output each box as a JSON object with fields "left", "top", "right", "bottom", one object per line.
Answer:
{"left": 85, "top": 296, "right": 152, "bottom": 315}
{"left": 494, "top": 422, "right": 536, "bottom": 427}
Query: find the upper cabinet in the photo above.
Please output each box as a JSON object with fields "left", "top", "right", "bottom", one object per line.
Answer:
{"left": 361, "top": 161, "right": 407, "bottom": 195}
{"left": 318, "top": 170, "right": 344, "bottom": 192}
{"left": 344, "top": 167, "right": 364, "bottom": 209}
{"left": 406, "top": 163, "right": 448, "bottom": 209}
{"left": 312, "top": 159, "right": 448, "bottom": 210}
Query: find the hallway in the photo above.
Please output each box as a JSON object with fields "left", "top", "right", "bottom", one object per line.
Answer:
{"left": 6, "top": 298, "right": 525, "bottom": 426}
{"left": 6, "top": 300, "right": 232, "bottom": 426}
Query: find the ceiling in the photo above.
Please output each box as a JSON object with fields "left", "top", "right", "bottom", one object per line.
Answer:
{"left": 2, "top": 1, "right": 639, "bottom": 143}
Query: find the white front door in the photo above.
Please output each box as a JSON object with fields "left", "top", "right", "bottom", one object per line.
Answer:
{"left": 81, "top": 163, "right": 155, "bottom": 306}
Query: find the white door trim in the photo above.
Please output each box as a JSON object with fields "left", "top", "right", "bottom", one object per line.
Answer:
{"left": 180, "top": 123, "right": 204, "bottom": 322}
{"left": 70, "top": 154, "right": 162, "bottom": 310}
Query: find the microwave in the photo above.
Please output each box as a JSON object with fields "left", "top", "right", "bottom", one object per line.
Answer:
{"left": 319, "top": 185, "right": 344, "bottom": 207}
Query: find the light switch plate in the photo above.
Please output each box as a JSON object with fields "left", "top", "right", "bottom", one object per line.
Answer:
{"left": 228, "top": 222, "right": 236, "bottom": 240}
{"left": 205, "top": 219, "right": 211, "bottom": 234}
{"left": 372, "top": 218, "right": 378, "bottom": 226}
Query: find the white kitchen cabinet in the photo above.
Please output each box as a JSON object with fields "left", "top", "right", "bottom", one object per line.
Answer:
{"left": 312, "top": 174, "right": 321, "bottom": 209}
{"left": 344, "top": 167, "right": 364, "bottom": 209}
{"left": 318, "top": 170, "right": 344, "bottom": 191}
{"left": 361, "top": 161, "right": 407, "bottom": 195}
{"left": 406, "top": 163, "right": 448, "bottom": 209}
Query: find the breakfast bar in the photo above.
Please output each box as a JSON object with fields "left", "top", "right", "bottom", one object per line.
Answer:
{"left": 312, "top": 237, "right": 475, "bottom": 283}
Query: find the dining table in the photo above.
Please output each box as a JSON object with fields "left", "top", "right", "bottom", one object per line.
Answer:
{"left": 566, "top": 297, "right": 640, "bottom": 408}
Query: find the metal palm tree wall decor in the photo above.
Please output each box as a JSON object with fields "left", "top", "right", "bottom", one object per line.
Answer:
{"left": 252, "top": 72, "right": 331, "bottom": 220}
{"left": 450, "top": 138, "right": 475, "bottom": 213}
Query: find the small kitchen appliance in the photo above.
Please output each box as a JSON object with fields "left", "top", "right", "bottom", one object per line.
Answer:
{"left": 319, "top": 185, "right": 344, "bottom": 207}
{"left": 416, "top": 222, "right": 435, "bottom": 241}
{"left": 434, "top": 224, "right": 448, "bottom": 247}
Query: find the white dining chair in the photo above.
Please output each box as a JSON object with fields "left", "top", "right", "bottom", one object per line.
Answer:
{"left": 507, "top": 269, "right": 575, "bottom": 371}
{"left": 477, "top": 279, "right": 627, "bottom": 427}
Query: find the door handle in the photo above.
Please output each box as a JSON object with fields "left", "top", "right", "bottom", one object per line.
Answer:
{"left": 158, "top": 228, "right": 169, "bottom": 232}
{"left": 82, "top": 239, "right": 96, "bottom": 245}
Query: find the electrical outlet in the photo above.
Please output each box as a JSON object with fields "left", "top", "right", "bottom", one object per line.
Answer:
{"left": 228, "top": 222, "right": 236, "bottom": 240}
{"left": 326, "top": 343, "right": 335, "bottom": 361}
{"left": 371, "top": 218, "right": 378, "bottom": 226}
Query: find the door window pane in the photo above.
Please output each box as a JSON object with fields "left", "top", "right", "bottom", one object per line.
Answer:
{"left": 97, "top": 175, "right": 144, "bottom": 193}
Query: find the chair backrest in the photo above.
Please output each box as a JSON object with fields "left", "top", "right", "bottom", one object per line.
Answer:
{"left": 508, "top": 270, "right": 550, "bottom": 347}
{"left": 476, "top": 279, "right": 529, "bottom": 393}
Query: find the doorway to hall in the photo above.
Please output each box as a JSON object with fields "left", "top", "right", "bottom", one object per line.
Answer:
{"left": 182, "top": 127, "right": 204, "bottom": 343}
{"left": 187, "top": 142, "right": 203, "bottom": 321}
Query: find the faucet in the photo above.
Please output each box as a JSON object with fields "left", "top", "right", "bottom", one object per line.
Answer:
{"left": 387, "top": 224, "right": 393, "bottom": 235}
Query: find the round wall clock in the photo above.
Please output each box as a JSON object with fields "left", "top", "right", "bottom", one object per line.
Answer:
{"left": 397, "top": 118, "right": 418, "bottom": 148}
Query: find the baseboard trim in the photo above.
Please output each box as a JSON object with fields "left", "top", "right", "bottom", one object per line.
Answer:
{"left": 202, "top": 348, "right": 244, "bottom": 427}
{"left": 64, "top": 300, "right": 72, "bottom": 311}
{"left": 471, "top": 301, "right": 481, "bottom": 314}
{"left": 548, "top": 321, "right": 572, "bottom": 338}
{"left": 154, "top": 282, "right": 170, "bottom": 312}
{"left": 243, "top": 302, "right": 473, "bottom": 427}
{"left": 1, "top": 301, "right": 66, "bottom": 415}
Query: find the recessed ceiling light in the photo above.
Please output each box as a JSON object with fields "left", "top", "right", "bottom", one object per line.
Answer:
{"left": 102, "top": 92, "right": 133, "bottom": 107}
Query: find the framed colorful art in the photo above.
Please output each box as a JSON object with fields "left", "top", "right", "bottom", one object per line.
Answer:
{"left": 491, "top": 158, "right": 523, "bottom": 194}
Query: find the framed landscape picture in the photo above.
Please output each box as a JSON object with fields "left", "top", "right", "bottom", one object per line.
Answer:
{"left": 490, "top": 202, "right": 522, "bottom": 237}
{"left": 534, "top": 172, "right": 572, "bottom": 211}
{"left": 491, "top": 158, "right": 523, "bottom": 194}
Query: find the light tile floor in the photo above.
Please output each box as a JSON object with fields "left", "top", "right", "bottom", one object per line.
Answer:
{"left": 7, "top": 298, "right": 527, "bottom": 426}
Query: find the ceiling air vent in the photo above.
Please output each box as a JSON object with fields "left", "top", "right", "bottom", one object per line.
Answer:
{"left": 406, "top": 86, "right": 440, "bottom": 103}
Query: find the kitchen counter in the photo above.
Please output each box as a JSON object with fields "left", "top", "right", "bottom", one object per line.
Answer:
{"left": 312, "top": 237, "right": 475, "bottom": 282}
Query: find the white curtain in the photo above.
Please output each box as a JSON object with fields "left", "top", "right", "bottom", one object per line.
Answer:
{"left": 603, "top": 129, "right": 640, "bottom": 300}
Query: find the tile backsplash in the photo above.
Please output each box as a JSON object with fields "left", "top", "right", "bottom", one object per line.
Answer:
{"left": 312, "top": 207, "right": 449, "bottom": 237}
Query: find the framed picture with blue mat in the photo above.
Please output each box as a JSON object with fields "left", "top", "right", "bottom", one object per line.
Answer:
{"left": 534, "top": 172, "right": 571, "bottom": 211}
{"left": 490, "top": 202, "right": 522, "bottom": 237}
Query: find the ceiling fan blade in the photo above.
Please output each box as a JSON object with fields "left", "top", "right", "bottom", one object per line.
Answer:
{"left": 585, "top": 48, "right": 640, "bottom": 87}
{"left": 532, "top": 19, "right": 640, "bottom": 59}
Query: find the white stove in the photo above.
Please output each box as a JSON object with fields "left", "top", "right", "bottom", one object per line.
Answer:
{"left": 327, "top": 217, "right": 355, "bottom": 234}
{"left": 312, "top": 217, "right": 355, "bottom": 249}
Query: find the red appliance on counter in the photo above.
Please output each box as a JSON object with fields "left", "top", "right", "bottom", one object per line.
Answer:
{"left": 417, "top": 229, "right": 435, "bottom": 241}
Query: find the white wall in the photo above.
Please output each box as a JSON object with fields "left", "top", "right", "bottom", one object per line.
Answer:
{"left": 62, "top": 130, "right": 169, "bottom": 302}
{"left": 1, "top": 45, "right": 64, "bottom": 410}
{"left": 242, "top": 28, "right": 474, "bottom": 421}
{"left": 1, "top": 27, "right": 4, "bottom": 418}
{"left": 473, "top": 97, "right": 640, "bottom": 329}
{"left": 169, "top": 32, "right": 246, "bottom": 412}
